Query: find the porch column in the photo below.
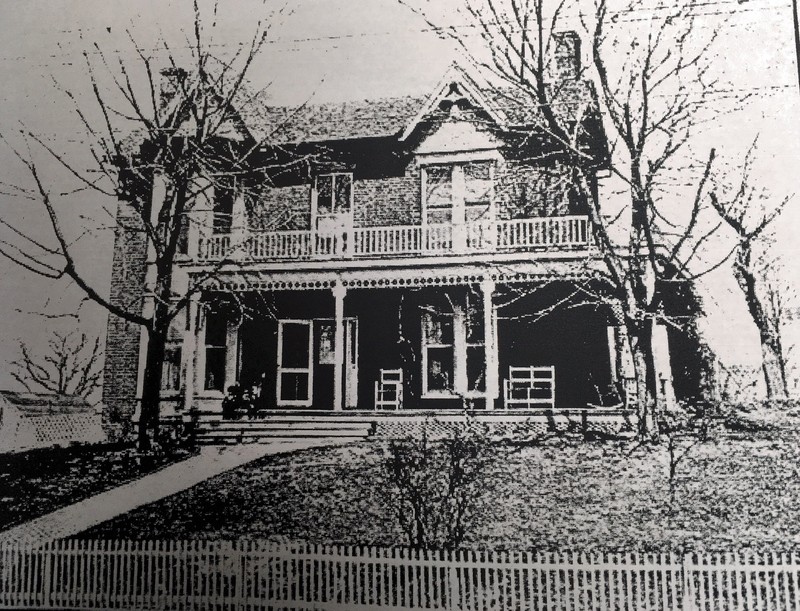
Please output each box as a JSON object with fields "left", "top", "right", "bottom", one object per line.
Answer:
{"left": 224, "top": 318, "right": 240, "bottom": 390}
{"left": 333, "top": 282, "right": 346, "bottom": 411}
{"left": 607, "top": 326, "right": 620, "bottom": 383}
{"left": 652, "top": 322, "right": 677, "bottom": 410}
{"left": 482, "top": 278, "right": 498, "bottom": 409}
{"left": 181, "top": 293, "right": 201, "bottom": 411}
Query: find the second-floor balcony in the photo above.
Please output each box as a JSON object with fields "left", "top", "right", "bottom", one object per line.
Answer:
{"left": 196, "top": 215, "right": 592, "bottom": 263}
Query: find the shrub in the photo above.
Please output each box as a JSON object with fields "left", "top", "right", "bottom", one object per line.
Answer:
{"left": 383, "top": 424, "right": 494, "bottom": 549}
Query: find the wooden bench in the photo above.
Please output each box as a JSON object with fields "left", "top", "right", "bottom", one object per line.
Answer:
{"left": 503, "top": 366, "right": 555, "bottom": 409}
{"left": 374, "top": 369, "right": 403, "bottom": 410}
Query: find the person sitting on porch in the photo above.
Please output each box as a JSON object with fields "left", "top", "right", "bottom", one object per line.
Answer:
{"left": 244, "top": 384, "right": 261, "bottom": 420}
{"left": 222, "top": 384, "right": 245, "bottom": 420}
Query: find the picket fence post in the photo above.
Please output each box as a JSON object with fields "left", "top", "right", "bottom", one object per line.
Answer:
{"left": 682, "top": 552, "right": 698, "bottom": 611}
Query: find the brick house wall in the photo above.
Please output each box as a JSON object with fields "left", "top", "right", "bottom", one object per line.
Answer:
{"left": 249, "top": 184, "right": 312, "bottom": 231}
{"left": 354, "top": 165, "right": 421, "bottom": 228}
{"left": 244, "top": 158, "right": 573, "bottom": 231}
{"left": 494, "top": 160, "right": 574, "bottom": 219}
{"left": 101, "top": 199, "right": 147, "bottom": 437}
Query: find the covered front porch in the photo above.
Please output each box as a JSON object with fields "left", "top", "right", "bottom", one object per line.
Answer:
{"left": 181, "top": 276, "right": 644, "bottom": 417}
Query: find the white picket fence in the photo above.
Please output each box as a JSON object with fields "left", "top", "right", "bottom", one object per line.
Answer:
{"left": 2, "top": 540, "right": 800, "bottom": 610}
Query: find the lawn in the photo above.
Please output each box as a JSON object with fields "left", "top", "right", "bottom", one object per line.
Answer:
{"left": 77, "top": 406, "right": 800, "bottom": 552}
{"left": 0, "top": 442, "right": 196, "bottom": 531}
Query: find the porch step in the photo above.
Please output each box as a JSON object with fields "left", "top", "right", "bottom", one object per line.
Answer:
{"left": 201, "top": 420, "right": 375, "bottom": 430}
{"left": 194, "top": 417, "right": 374, "bottom": 445}
{"left": 196, "top": 435, "right": 367, "bottom": 446}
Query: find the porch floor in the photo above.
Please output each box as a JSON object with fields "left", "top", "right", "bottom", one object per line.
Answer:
{"left": 193, "top": 408, "right": 636, "bottom": 444}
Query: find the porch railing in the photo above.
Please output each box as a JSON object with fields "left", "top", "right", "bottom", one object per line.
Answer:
{"left": 197, "top": 215, "right": 591, "bottom": 262}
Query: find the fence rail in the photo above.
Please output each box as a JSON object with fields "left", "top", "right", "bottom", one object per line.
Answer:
{"left": 198, "top": 215, "right": 592, "bottom": 262}
{"left": 2, "top": 540, "right": 799, "bottom": 610}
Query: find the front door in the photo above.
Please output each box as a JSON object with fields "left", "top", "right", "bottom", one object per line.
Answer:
{"left": 276, "top": 320, "right": 313, "bottom": 407}
{"left": 314, "top": 318, "right": 359, "bottom": 410}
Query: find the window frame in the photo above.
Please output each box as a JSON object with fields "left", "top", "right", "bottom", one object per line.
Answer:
{"left": 276, "top": 319, "right": 314, "bottom": 407}
{"left": 203, "top": 310, "right": 228, "bottom": 392}
{"left": 161, "top": 344, "right": 183, "bottom": 393}
{"left": 312, "top": 172, "right": 354, "bottom": 220}
{"left": 421, "top": 160, "right": 495, "bottom": 228}
{"left": 420, "top": 306, "right": 488, "bottom": 399}
{"left": 212, "top": 174, "right": 237, "bottom": 235}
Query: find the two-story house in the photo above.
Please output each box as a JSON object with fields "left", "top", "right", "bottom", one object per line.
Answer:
{"left": 103, "top": 34, "right": 702, "bottom": 441}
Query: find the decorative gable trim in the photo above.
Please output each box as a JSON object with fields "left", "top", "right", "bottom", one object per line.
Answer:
{"left": 399, "top": 63, "right": 507, "bottom": 142}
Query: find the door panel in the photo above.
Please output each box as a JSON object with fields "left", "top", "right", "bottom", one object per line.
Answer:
{"left": 277, "top": 320, "right": 313, "bottom": 407}
{"left": 344, "top": 319, "right": 359, "bottom": 408}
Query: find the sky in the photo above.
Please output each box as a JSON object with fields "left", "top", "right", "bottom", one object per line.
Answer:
{"left": 0, "top": 0, "right": 798, "bottom": 394}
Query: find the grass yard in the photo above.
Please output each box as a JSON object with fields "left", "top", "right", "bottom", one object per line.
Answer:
{"left": 0, "top": 443, "right": 196, "bottom": 531}
{"left": 77, "top": 406, "right": 800, "bottom": 552}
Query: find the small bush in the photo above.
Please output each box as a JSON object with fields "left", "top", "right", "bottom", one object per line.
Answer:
{"left": 383, "top": 423, "right": 494, "bottom": 549}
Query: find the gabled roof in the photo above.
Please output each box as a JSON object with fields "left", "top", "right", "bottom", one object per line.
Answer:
{"left": 398, "top": 63, "right": 508, "bottom": 141}
{"left": 239, "top": 92, "right": 428, "bottom": 144}
{"left": 157, "top": 62, "right": 600, "bottom": 147}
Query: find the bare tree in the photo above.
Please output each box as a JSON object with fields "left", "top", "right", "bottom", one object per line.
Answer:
{"left": 709, "top": 145, "right": 791, "bottom": 400}
{"left": 10, "top": 331, "right": 103, "bottom": 400}
{"left": 0, "top": 0, "right": 293, "bottom": 449}
{"left": 400, "top": 0, "right": 726, "bottom": 439}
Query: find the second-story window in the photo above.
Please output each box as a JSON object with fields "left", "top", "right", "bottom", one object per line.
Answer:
{"left": 315, "top": 173, "right": 353, "bottom": 216}
{"left": 423, "top": 161, "right": 493, "bottom": 225}
{"left": 464, "top": 161, "right": 492, "bottom": 222}
{"left": 213, "top": 175, "right": 235, "bottom": 234}
{"left": 425, "top": 165, "right": 453, "bottom": 224}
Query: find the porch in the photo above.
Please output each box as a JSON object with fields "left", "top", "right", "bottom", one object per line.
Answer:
{"left": 195, "top": 215, "right": 591, "bottom": 262}
{"left": 179, "top": 279, "right": 640, "bottom": 423}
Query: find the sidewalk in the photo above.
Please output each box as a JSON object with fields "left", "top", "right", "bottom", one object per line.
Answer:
{"left": 0, "top": 438, "right": 356, "bottom": 544}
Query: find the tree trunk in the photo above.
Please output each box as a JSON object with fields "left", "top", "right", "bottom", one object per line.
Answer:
{"left": 137, "top": 267, "right": 173, "bottom": 451}
{"left": 138, "top": 327, "right": 167, "bottom": 451}
{"left": 734, "top": 247, "right": 788, "bottom": 401}
{"left": 760, "top": 332, "right": 788, "bottom": 401}
{"left": 627, "top": 315, "right": 661, "bottom": 441}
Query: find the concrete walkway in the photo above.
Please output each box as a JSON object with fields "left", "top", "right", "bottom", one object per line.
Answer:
{"left": 0, "top": 438, "right": 358, "bottom": 545}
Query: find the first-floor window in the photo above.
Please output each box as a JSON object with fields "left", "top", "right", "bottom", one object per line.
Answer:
{"left": 161, "top": 345, "right": 182, "bottom": 391}
{"left": 422, "top": 311, "right": 455, "bottom": 395}
{"left": 422, "top": 303, "right": 487, "bottom": 397}
{"left": 204, "top": 310, "right": 227, "bottom": 391}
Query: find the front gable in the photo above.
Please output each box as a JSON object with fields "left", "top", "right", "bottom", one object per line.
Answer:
{"left": 399, "top": 64, "right": 507, "bottom": 142}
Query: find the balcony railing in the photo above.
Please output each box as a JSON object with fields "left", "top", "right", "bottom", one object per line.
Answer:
{"left": 197, "top": 215, "right": 591, "bottom": 262}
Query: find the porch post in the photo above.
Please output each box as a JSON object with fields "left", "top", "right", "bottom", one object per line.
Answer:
{"left": 195, "top": 304, "right": 208, "bottom": 395}
{"left": 607, "top": 326, "right": 619, "bottom": 383}
{"left": 652, "top": 322, "right": 677, "bottom": 410}
{"left": 224, "top": 318, "right": 240, "bottom": 390}
{"left": 181, "top": 293, "right": 201, "bottom": 412}
{"left": 333, "top": 282, "right": 347, "bottom": 411}
{"left": 482, "top": 278, "right": 498, "bottom": 409}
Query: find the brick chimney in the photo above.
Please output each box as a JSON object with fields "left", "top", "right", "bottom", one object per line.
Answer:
{"left": 552, "top": 31, "right": 582, "bottom": 81}
{"left": 159, "top": 67, "right": 188, "bottom": 110}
